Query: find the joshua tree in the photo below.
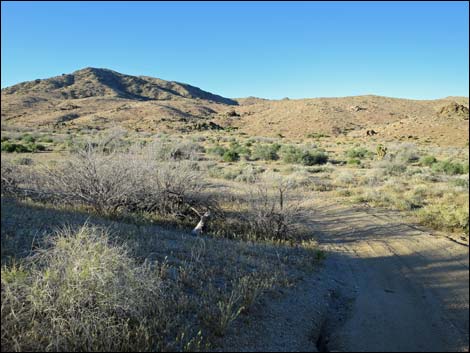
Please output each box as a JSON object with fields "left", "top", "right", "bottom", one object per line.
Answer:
{"left": 376, "top": 144, "right": 388, "bottom": 160}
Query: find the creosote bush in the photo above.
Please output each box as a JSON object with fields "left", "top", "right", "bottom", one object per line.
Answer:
{"left": 1, "top": 141, "right": 46, "bottom": 153}
{"left": 251, "top": 144, "right": 280, "bottom": 161}
{"left": 346, "top": 147, "right": 371, "bottom": 159}
{"left": 223, "top": 150, "right": 240, "bottom": 162}
{"left": 432, "top": 159, "right": 468, "bottom": 175}
{"left": 279, "top": 145, "right": 328, "bottom": 166}
{"left": 420, "top": 155, "right": 438, "bottom": 167}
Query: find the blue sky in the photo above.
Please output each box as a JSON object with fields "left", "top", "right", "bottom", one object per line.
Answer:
{"left": 1, "top": 1, "right": 469, "bottom": 99}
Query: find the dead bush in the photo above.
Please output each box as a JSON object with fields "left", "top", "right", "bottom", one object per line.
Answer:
{"left": 212, "top": 175, "right": 303, "bottom": 242}
{"left": 34, "top": 144, "right": 213, "bottom": 219}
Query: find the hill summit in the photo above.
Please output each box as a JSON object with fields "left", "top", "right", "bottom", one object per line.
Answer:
{"left": 2, "top": 67, "right": 238, "bottom": 105}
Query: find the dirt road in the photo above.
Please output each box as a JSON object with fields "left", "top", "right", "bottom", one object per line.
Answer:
{"left": 221, "top": 201, "right": 469, "bottom": 352}
{"left": 314, "top": 202, "right": 469, "bottom": 352}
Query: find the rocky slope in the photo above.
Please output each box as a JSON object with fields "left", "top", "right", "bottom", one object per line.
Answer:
{"left": 2, "top": 68, "right": 468, "bottom": 145}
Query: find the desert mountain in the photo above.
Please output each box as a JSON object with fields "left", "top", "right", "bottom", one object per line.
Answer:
{"left": 1, "top": 68, "right": 469, "bottom": 146}
{"left": 2, "top": 67, "right": 238, "bottom": 105}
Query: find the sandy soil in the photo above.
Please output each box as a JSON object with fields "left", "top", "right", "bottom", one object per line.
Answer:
{"left": 220, "top": 199, "right": 469, "bottom": 352}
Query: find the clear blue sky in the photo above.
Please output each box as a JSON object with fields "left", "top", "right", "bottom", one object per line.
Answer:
{"left": 2, "top": 1, "right": 469, "bottom": 99}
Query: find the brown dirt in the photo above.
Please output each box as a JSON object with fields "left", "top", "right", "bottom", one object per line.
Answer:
{"left": 219, "top": 198, "right": 469, "bottom": 352}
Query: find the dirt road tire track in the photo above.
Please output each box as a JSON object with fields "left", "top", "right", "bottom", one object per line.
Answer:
{"left": 219, "top": 200, "right": 469, "bottom": 352}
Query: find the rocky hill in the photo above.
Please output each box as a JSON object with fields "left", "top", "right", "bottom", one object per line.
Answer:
{"left": 1, "top": 68, "right": 468, "bottom": 146}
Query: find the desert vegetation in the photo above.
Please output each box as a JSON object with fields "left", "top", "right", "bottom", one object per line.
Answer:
{"left": 1, "top": 129, "right": 329, "bottom": 351}
{"left": 1, "top": 71, "right": 468, "bottom": 351}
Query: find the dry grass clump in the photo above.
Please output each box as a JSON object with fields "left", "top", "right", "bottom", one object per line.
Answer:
{"left": 1, "top": 161, "right": 21, "bottom": 195}
{"left": 1, "top": 225, "right": 185, "bottom": 352}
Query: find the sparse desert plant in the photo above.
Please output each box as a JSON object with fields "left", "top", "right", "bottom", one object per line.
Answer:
{"left": 243, "top": 175, "right": 302, "bottom": 241}
{"left": 347, "top": 158, "right": 361, "bottom": 166}
{"left": 26, "top": 142, "right": 46, "bottom": 152}
{"left": 377, "top": 159, "right": 407, "bottom": 176}
{"left": 12, "top": 157, "right": 34, "bottom": 166}
{"left": 300, "top": 150, "right": 328, "bottom": 165}
{"left": 207, "top": 144, "right": 227, "bottom": 157}
{"left": 20, "top": 134, "right": 37, "bottom": 144}
{"left": 1, "top": 225, "right": 172, "bottom": 352}
{"left": 234, "top": 164, "right": 264, "bottom": 183}
{"left": 1, "top": 142, "right": 31, "bottom": 153}
{"left": 251, "top": 143, "right": 280, "bottom": 161}
{"left": 420, "top": 155, "right": 438, "bottom": 167}
{"left": 279, "top": 145, "right": 303, "bottom": 164}
{"left": 147, "top": 139, "right": 204, "bottom": 161}
{"left": 229, "top": 141, "right": 251, "bottom": 159}
{"left": 393, "top": 144, "right": 420, "bottom": 163}
{"left": 432, "top": 160, "right": 468, "bottom": 175}
{"left": 279, "top": 145, "right": 328, "bottom": 166}
{"left": 37, "top": 146, "right": 138, "bottom": 214}
{"left": 223, "top": 150, "right": 240, "bottom": 162}
{"left": 1, "top": 162, "right": 22, "bottom": 195}
{"left": 417, "top": 194, "right": 469, "bottom": 235}
{"left": 346, "top": 147, "right": 371, "bottom": 159}
{"left": 34, "top": 144, "right": 210, "bottom": 219}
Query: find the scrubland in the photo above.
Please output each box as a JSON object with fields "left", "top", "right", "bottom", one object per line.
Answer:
{"left": 1, "top": 126, "right": 468, "bottom": 351}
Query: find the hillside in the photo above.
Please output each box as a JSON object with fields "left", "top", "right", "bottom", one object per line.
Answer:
{"left": 1, "top": 68, "right": 469, "bottom": 146}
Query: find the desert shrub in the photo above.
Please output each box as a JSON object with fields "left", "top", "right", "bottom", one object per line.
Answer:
{"left": 13, "top": 157, "right": 34, "bottom": 166}
{"left": 235, "top": 165, "right": 264, "bottom": 183}
{"left": 451, "top": 176, "right": 469, "bottom": 189}
{"left": 1, "top": 224, "right": 201, "bottom": 352}
{"left": 251, "top": 144, "right": 280, "bottom": 161}
{"left": 206, "top": 164, "right": 262, "bottom": 183}
{"left": 38, "top": 136, "right": 54, "bottom": 143}
{"left": 229, "top": 141, "right": 251, "bottom": 159}
{"left": 279, "top": 145, "right": 303, "bottom": 164}
{"left": 20, "top": 134, "right": 36, "bottom": 143}
{"left": 417, "top": 195, "right": 469, "bottom": 235}
{"left": 346, "top": 147, "right": 370, "bottom": 159}
{"left": 36, "top": 145, "right": 209, "bottom": 218}
{"left": 27, "top": 143, "right": 46, "bottom": 152}
{"left": 306, "top": 132, "right": 329, "bottom": 139}
{"left": 1, "top": 142, "right": 31, "bottom": 153}
{"left": 420, "top": 155, "right": 438, "bottom": 167}
{"left": 300, "top": 150, "right": 328, "bottom": 165}
{"left": 391, "top": 143, "right": 420, "bottom": 163}
{"left": 377, "top": 159, "right": 407, "bottom": 176}
{"left": 242, "top": 176, "right": 302, "bottom": 241}
{"left": 207, "top": 145, "right": 227, "bottom": 157}
{"left": 279, "top": 145, "right": 328, "bottom": 166}
{"left": 223, "top": 150, "right": 240, "bottom": 162}
{"left": 347, "top": 158, "right": 361, "bottom": 166}
{"left": 432, "top": 160, "right": 468, "bottom": 175}
{"left": 147, "top": 139, "right": 203, "bottom": 161}
{"left": 1, "top": 162, "right": 22, "bottom": 195}
{"left": 212, "top": 175, "right": 302, "bottom": 242}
